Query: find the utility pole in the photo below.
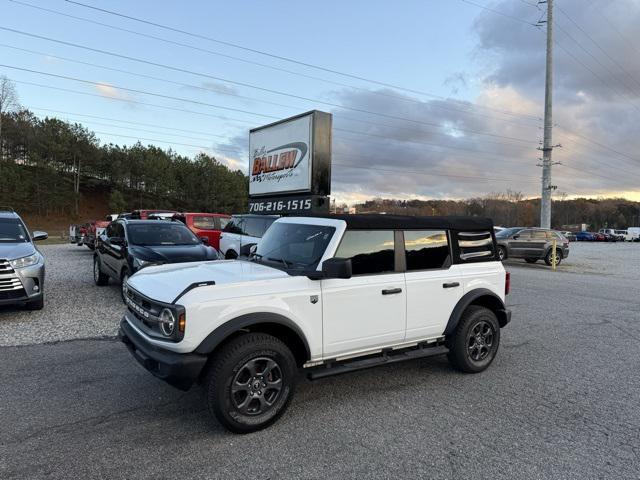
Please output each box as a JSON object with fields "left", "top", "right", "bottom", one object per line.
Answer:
{"left": 539, "top": 0, "right": 554, "bottom": 228}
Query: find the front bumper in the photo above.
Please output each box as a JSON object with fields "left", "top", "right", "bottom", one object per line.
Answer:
{"left": 0, "top": 261, "right": 44, "bottom": 306}
{"left": 118, "top": 317, "right": 208, "bottom": 391}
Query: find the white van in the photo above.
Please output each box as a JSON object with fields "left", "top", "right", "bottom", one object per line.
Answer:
{"left": 625, "top": 227, "right": 640, "bottom": 242}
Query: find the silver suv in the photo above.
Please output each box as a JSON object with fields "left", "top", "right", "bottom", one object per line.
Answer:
{"left": 0, "top": 208, "right": 48, "bottom": 310}
{"left": 496, "top": 227, "right": 569, "bottom": 266}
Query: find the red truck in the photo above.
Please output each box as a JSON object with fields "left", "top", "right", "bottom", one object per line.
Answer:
{"left": 173, "top": 212, "right": 230, "bottom": 250}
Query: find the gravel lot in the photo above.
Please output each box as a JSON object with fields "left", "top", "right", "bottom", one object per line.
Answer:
{"left": 1, "top": 242, "right": 639, "bottom": 479}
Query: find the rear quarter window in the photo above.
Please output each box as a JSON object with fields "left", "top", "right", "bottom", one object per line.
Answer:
{"left": 192, "top": 216, "right": 217, "bottom": 230}
{"left": 455, "top": 231, "right": 496, "bottom": 262}
{"left": 404, "top": 230, "right": 450, "bottom": 270}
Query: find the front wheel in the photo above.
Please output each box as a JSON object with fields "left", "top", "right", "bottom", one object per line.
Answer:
{"left": 94, "top": 257, "right": 109, "bottom": 286}
{"left": 447, "top": 306, "right": 500, "bottom": 373}
{"left": 204, "top": 333, "right": 297, "bottom": 433}
{"left": 120, "top": 270, "right": 130, "bottom": 304}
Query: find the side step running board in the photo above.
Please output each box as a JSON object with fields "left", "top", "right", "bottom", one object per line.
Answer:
{"left": 306, "top": 344, "right": 449, "bottom": 380}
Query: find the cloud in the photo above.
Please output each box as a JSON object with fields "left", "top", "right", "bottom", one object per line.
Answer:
{"left": 94, "top": 83, "right": 133, "bottom": 102}
{"left": 326, "top": 0, "right": 640, "bottom": 204}
{"left": 181, "top": 81, "right": 239, "bottom": 97}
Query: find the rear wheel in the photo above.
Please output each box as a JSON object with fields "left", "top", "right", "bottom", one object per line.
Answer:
{"left": 204, "top": 333, "right": 297, "bottom": 433}
{"left": 94, "top": 257, "right": 109, "bottom": 286}
{"left": 447, "top": 306, "right": 500, "bottom": 373}
{"left": 524, "top": 258, "right": 538, "bottom": 264}
{"left": 544, "top": 249, "right": 562, "bottom": 266}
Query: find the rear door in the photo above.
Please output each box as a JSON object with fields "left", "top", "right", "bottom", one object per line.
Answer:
{"left": 508, "top": 229, "right": 533, "bottom": 258}
{"left": 403, "top": 230, "right": 464, "bottom": 339}
{"left": 321, "top": 230, "right": 406, "bottom": 357}
{"left": 529, "top": 230, "right": 548, "bottom": 257}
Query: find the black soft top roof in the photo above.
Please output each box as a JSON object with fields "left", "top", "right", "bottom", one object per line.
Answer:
{"left": 300, "top": 214, "right": 493, "bottom": 231}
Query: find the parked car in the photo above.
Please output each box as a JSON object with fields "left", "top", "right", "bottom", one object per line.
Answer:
{"left": 76, "top": 224, "right": 87, "bottom": 246}
{"left": 173, "top": 213, "right": 230, "bottom": 251}
{"left": 69, "top": 224, "right": 79, "bottom": 244}
{"left": 130, "top": 209, "right": 178, "bottom": 220}
{"left": 84, "top": 220, "right": 111, "bottom": 250}
{"left": 118, "top": 214, "right": 511, "bottom": 433}
{"left": 625, "top": 227, "right": 640, "bottom": 242}
{"left": 599, "top": 229, "right": 619, "bottom": 242}
{"left": 496, "top": 227, "right": 569, "bottom": 266}
{"left": 219, "top": 214, "right": 278, "bottom": 259}
{"left": 614, "top": 229, "right": 627, "bottom": 241}
{"left": 594, "top": 232, "right": 607, "bottom": 242}
{"left": 575, "top": 231, "right": 595, "bottom": 241}
{"left": 559, "top": 231, "right": 576, "bottom": 242}
{"left": 0, "top": 207, "right": 48, "bottom": 310}
{"left": 94, "top": 218, "right": 219, "bottom": 302}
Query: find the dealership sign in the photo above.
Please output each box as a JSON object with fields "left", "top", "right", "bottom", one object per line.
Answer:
{"left": 249, "top": 111, "right": 331, "bottom": 214}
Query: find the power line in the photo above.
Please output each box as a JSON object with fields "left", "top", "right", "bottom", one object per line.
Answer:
{"left": 0, "top": 27, "right": 540, "bottom": 144}
{"left": 0, "top": 43, "right": 537, "bottom": 149}
{"left": 7, "top": 0, "right": 542, "bottom": 125}
{"left": 459, "top": 0, "right": 537, "bottom": 25}
{"left": 61, "top": 0, "right": 543, "bottom": 122}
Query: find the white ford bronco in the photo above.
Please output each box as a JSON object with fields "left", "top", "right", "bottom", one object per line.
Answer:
{"left": 119, "top": 214, "right": 511, "bottom": 433}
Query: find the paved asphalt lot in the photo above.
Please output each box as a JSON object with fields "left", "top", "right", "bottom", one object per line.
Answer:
{"left": 1, "top": 243, "right": 639, "bottom": 479}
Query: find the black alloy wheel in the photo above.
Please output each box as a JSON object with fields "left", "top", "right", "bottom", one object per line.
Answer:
{"left": 466, "top": 321, "right": 494, "bottom": 362}
{"left": 230, "top": 357, "right": 284, "bottom": 416}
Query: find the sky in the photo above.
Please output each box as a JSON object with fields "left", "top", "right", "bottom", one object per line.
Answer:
{"left": 1, "top": 0, "right": 640, "bottom": 204}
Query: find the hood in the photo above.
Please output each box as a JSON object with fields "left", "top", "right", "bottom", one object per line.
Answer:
{"left": 127, "top": 260, "right": 288, "bottom": 303}
{"left": 0, "top": 242, "right": 36, "bottom": 260}
{"left": 129, "top": 243, "right": 215, "bottom": 263}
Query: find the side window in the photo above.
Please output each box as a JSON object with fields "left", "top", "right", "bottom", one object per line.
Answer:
{"left": 532, "top": 230, "right": 547, "bottom": 240}
{"left": 193, "top": 216, "right": 216, "bottom": 230}
{"left": 457, "top": 231, "right": 495, "bottom": 262}
{"left": 224, "top": 217, "right": 244, "bottom": 235}
{"left": 335, "top": 230, "right": 395, "bottom": 275}
{"left": 105, "top": 224, "right": 115, "bottom": 238}
{"left": 217, "top": 217, "right": 230, "bottom": 230}
{"left": 517, "top": 230, "right": 533, "bottom": 239}
{"left": 245, "top": 218, "right": 268, "bottom": 238}
{"left": 404, "top": 230, "right": 450, "bottom": 270}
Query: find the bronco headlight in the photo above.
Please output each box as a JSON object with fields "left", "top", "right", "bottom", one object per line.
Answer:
{"left": 10, "top": 253, "right": 39, "bottom": 269}
{"left": 159, "top": 308, "right": 176, "bottom": 337}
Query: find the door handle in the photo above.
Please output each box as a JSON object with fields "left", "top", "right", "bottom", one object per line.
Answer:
{"left": 381, "top": 288, "right": 402, "bottom": 295}
{"left": 442, "top": 282, "right": 460, "bottom": 288}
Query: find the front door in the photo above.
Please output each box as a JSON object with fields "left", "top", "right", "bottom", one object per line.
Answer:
{"left": 321, "top": 230, "right": 406, "bottom": 358}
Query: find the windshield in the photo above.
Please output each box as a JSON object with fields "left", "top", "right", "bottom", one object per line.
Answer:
{"left": 127, "top": 223, "right": 201, "bottom": 246}
{"left": 496, "top": 227, "right": 523, "bottom": 238}
{"left": 0, "top": 218, "right": 29, "bottom": 243}
{"left": 254, "top": 222, "right": 336, "bottom": 272}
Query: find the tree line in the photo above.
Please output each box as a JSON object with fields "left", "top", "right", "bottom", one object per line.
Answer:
{"left": 0, "top": 109, "right": 249, "bottom": 218}
{"left": 351, "top": 192, "right": 640, "bottom": 230}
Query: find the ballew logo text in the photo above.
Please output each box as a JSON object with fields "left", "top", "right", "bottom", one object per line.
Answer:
{"left": 251, "top": 142, "right": 308, "bottom": 184}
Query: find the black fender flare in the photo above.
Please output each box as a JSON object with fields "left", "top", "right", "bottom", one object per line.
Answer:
{"left": 194, "top": 312, "right": 311, "bottom": 360}
{"left": 444, "top": 288, "right": 509, "bottom": 336}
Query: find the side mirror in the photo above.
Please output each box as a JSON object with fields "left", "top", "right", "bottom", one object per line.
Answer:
{"left": 32, "top": 231, "right": 48, "bottom": 241}
{"left": 249, "top": 244, "right": 257, "bottom": 255}
{"left": 311, "top": 257, "right": 352, "bottom": 280}
{"left": 110, "top": 236, "right": 125, "bottom": 246}
{"left": 512, "top": 234, "right": 520, "bottom": 240}
{"left": 200, "top": 236, "right": 209, "bottom": 245}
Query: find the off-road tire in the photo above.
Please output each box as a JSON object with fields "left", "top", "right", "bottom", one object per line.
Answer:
{"left": 204, "top": 332, "right": 297, "bottom": 433}
{"left": 544, "top": 248, "right": 562, "bottom": 266}
{"left": 497, "top": 246, "right": 507, "bottom": 261}
{"left": 26, "top": 295, "right": 44, "bottom": 310}
{"left": 524, "top": 258, "right": 538, "bottom": 264}
{"left": 447, "top": 305, "right": 500, "bottom": 373}
{"left": 94, "top": 257, "right": 109, "bottom": 286}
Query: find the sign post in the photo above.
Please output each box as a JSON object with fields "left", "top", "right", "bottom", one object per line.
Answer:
{"left": 248, "top": 110, "right": 331, "bottom": 215}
